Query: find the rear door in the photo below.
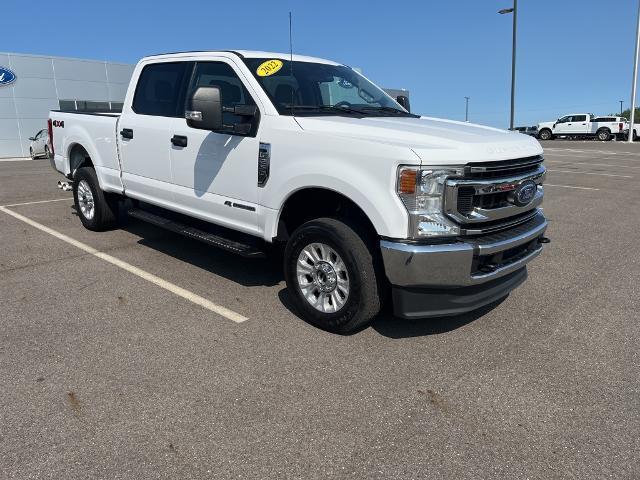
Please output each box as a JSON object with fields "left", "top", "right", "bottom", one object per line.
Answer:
{"left": 118, "top": 61, "right": 192, "bottom": 205}
{"left": 169, "top": 59, "right": 262, "bottom": 236}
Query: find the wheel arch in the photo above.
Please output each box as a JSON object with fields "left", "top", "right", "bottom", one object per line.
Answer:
{"left": 275, "top": 187, "right": 380, "bottom": 243}
{"left": 67, "top": 143, "right": 94, "bottom": 175}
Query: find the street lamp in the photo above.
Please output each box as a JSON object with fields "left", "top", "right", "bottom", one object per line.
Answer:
{"left": 499, "top": 1, "right": 517, "bottom": 130}
{"left": 629, "top": 0, "right": 640, "bottom": 143}
{"left": 464, "top": 96, "right": 470, "bottom": 122}
{"left": 620, "top": 100, "right": 624, "bottom": 116}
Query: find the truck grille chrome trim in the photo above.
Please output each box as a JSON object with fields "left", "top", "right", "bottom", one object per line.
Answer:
{"left": 444, "top": 157, "right": 545, "bottom": 234}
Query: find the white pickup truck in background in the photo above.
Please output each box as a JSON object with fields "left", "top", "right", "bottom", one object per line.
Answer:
{"left": 48, "top": 50, "right": 548, "bottom": 333}
{"left": 537, "top": 114, "right": 627, "bottom": 141}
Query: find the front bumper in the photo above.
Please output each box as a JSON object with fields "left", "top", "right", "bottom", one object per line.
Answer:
{"left": 380, "top": 211, "right": 547, "bottom": 318}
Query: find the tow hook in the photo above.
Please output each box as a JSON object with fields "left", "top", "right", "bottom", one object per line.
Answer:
{"left": 538, "top": 237, "right": 551, "bottom": 244}
{"left": 57, "top": 180, "right": 72, "bottom": 192}
{"left": 478, "top": 264, "right": 497, "bottom": 273}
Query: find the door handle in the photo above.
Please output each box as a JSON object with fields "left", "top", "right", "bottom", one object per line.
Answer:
{"left": 120, "top": 128, "right": 133, "bottom": 139}
{"left": 171, "top": 135, "right": 188, "bottom": 147}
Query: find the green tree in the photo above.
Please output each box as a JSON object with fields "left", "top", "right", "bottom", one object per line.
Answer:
{"left": 611, "top": 107, "right": 640, "bottom": 119}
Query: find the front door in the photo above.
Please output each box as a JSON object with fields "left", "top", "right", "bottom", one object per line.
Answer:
{"left": 169, "top": 59, "right": 262, "bottom": 237}
{"left": 554, "top": 115, "right": 572, "bottom": 134}
{"left": 118, "top": 61, "right": 192, "bottom": 206}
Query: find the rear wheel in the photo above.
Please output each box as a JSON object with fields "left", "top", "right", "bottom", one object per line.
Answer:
{"left": 284, "top": 217, "right": 381, "bottom": 334}
{"left": 73, "top": 167, "right": 118, "bottom": 231}
{"left": 29, "top": 147, "right": 35, "bottom": 160}
{"left": 596, "top": 128, "right": 611, "bottom": 141}
{"left": 538, "top": 129, "right": 553, "bottom": 141}
{"left": 44, "top": 145, "right": 50, "bottom": 159}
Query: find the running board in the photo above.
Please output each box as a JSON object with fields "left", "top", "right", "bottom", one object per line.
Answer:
{"left": 128, "top": 208, "right": 266, "bottom": 258}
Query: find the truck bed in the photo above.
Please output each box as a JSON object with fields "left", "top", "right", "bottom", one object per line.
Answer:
{"left": 49, "top": 110, "right": 123, "bottom": 193}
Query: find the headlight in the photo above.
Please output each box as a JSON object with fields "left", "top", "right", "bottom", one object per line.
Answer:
{"left": 397, "top": 166, "right": 464, "bottom": 238}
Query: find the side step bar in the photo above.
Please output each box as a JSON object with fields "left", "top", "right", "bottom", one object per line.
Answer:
{"left": 128, "top": 208, "right": 266, "bottom": 258}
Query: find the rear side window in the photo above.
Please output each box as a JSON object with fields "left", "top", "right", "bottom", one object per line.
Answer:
{"left": 133, "top": 62, "right": 191, "bottom": 117}
{"left": 572, "top": 115, "right": 587, "bottom": 122}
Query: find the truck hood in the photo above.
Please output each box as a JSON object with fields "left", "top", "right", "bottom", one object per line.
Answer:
{"left": 295, "top": 115, "right": 543, "bottom": 164}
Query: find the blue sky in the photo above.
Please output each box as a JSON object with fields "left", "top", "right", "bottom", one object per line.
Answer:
{"left": 2, "top": 0, "right": 637, "bottom": 127}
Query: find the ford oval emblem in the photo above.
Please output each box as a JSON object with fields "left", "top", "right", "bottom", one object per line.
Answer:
{"left": 510, "top": 180, "right": 537, "bottom": 207}
{"left": 0, "top": 66, "right": 16, "bottom": 86}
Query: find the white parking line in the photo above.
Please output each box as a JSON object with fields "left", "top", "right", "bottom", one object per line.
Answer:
{"left": 0, "top": 206, "right": 248, "bottom": 324}
{"left": 545, "top": 160, "right": 640, "bottom": 170}
{"left": 546, "top": 169, "right": 632, "bottom": 178}
{"left": 544, "top": 183, "right": 600, "bottom": 191}
{"left": 544, "top": 148, "right": 640, "bottom": 156}
{"left": 2, "top": 197, "right": 72, "bottom": 207}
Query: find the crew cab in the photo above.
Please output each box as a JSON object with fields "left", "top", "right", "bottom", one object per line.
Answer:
{"left": 537, "top": 113, "right": 627, "bottom": 141}
{"left": 48, "top": 50, "right": 548, "bottom": 333}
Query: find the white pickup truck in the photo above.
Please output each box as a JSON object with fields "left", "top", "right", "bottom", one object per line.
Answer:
{"left": 537, "top": 114, "right": 627, "bottom": 141}
{"left": 48, "top": 50, "right": 548, "bottom": 333}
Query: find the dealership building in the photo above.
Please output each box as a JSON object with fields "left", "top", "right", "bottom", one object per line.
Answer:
{"left": 0, "top": 52, "right": 134, "bottom": 158}
{"left": 0, "top": 51, "right": 408, "bottom": 159}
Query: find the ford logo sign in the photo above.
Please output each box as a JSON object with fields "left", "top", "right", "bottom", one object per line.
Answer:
{"left": 0, "top": 66, "right": 16, "bottom": 86}
{"left": 509, "top": 180, "right": 537, "bottom": 207}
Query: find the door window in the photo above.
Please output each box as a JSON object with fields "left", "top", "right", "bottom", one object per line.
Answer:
{"left": 188, "top": 62, "right": 256, "bottom": 126}
{"left": 572, "top": 115, "right": 587, "bottom": 122}
{"left": 132, "top": 62, "right": 191, "bottom": 117}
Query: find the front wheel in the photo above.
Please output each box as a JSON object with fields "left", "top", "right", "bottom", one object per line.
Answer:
{"left": 284, "top": 217, "right": 381, "bottom": 334}
{"left": 73, "top": 167, "right": 118, "bottom": 231}
{"left": 538, "top": 129, "right": 553, "bottom": 141}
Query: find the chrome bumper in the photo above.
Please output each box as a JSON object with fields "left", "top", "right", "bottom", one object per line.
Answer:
{"left": 380, "top": 211, "right": 547, "bottom": 288}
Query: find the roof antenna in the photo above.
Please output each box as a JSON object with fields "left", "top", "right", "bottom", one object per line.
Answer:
{"left": 289, "top": 11, "right": 295, "bottom": 117}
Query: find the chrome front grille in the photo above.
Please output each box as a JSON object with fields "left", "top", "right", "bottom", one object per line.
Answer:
{"left": 445, "top": 156, "right": 545, "bottom": 235}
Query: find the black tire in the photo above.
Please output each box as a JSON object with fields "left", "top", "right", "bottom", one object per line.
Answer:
{"left": 29, "top": 147, "right": 35, "bottom": 160}
{"left": 596, "top": 128, "right": 610, "bottom": 141}
{"left": 44, "top": 145, "right": 50, "bottom": 159}
{"left": 73, "top": 167, "right": 118, "bottom": 231}
{"left": 284, "top": 217, "right": 381, "bottom": 334}
{"left": 538, "top": 129, "right": 553, "bottom": 141}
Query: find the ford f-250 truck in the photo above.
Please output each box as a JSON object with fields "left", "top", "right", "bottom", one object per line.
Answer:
{"left": 537, "top": 113, "right": 627, "bottom": 141}
{"left": 49, "top": 50, "right": 548, "bottom": 333}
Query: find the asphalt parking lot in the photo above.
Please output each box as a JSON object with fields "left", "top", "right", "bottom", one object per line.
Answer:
{"left": 1, "top": 141, "right": 638, "bottom": 479}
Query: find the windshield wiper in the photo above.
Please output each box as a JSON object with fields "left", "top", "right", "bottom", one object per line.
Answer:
{"left": 283, "top": 105, "right": 370, "bottom": 116}
{"left": 360, "top": 106, "right": 417, "bottom": 117}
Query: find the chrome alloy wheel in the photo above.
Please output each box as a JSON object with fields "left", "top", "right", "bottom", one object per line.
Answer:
{"left": 296, "top": 242, "right": 350, "bottom": 313}
{"left": 77, "top": 179, "right": 95, "bottom": 220}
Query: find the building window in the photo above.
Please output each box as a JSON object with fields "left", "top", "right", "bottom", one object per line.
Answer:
{"left": 59, "top": 100, "right": 124, "bottom": 113}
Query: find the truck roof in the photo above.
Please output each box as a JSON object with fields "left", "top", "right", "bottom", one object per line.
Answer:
{"left": 143, "top": 50, "right": 340, "bottom": 66}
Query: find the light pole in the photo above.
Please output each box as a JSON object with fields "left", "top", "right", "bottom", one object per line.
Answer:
{"left": 499, "top": 1, "right": 517, "bottom": 130}
{"left": 629, "top": 0, "right": 640, "bottom": 143}
{"left": 620, "top": 100, "right": 624, "bottom": 116}
{"left": 464, "top": 96, "right": 470, "bottom": 122}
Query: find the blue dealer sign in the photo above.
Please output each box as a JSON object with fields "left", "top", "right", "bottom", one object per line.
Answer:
{"left": 0, "top": 66, "right": 16, "bottom": 86}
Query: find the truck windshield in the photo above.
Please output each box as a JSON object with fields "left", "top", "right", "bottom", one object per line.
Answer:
{"left": 242, "top": 58, "right": 417, "bottom": 117}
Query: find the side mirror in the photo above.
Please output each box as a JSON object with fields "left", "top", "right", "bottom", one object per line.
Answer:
{"left": 186, "top": 86, "right": 223, "bottom": 131}
{"left": 28, "top": 137, "right": 36, "bottom": 141}
{"left": 396, "top": 95, "right": 411, "bottom": 112}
